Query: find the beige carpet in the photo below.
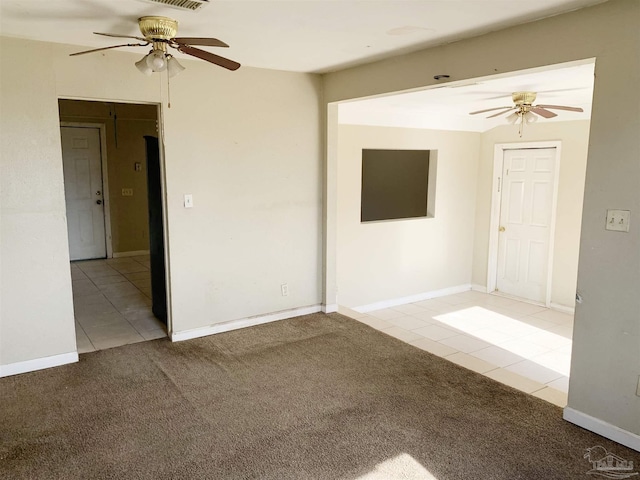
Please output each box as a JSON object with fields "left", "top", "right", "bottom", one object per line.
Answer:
{"left": 1, "top": 313, "right": 637, "bottom": 479}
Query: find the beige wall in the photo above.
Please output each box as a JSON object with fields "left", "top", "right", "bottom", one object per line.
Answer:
{"left": 337, "top": 124, "right": 480, "bottom": 307}
{"left": 473, "top": 120, "right": 590, "bottom": 308}
{"left": 0, "top": 39, "right": 77, "bottom": 366}
{"left": 324, "top": 0, "right": 640, "bottom": 440}
{"left": 59, "top": 100, "right": 158, "bottom": 255}
{"left": 0, "top": 37, "right": 323, "bottom": 368}
{"left": 161, "top": 59, "right": 323, "bottom": 331}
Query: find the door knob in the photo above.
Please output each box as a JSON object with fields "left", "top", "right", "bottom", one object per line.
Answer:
{"left": 96, "top": 200, "right": 102, "bottom": 205}
{"left": 499, "top": 226, "right": 505, "bottom": 232}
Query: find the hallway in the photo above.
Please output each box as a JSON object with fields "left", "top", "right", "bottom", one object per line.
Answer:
{"left": 71, "top": 255, "right": 166, "bottom": 352}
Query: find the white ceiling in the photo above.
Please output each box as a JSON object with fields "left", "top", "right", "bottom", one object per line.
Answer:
{"left": 0, "top": 0, "right": 606, "bottom": 73}
{"left": 339, "top": 61, "right": 595, "bottom": 132}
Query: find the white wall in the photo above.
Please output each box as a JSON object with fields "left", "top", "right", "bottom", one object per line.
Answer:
{"left": 0, "top": 37, "right": 323, "bottom": 370}
{"left": 473, "top": 120, "right": 590, "bottom": 308}
{"left": 324, "top": 0, "right": 640, "bottom": 444}
{"left": 337, "top": 124, "right": 480, "bottom": 308}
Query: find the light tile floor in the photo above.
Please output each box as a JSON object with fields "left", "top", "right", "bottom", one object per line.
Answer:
{"left": 339, "top": 290, "right": 573, "bottom": 408}
{"left": 71, "top": 256, "right": 167, "bottom": 353}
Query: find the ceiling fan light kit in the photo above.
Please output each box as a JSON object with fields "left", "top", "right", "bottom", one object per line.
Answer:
{"left": 166, "top": 55, "right": 186, "bottom": 77}
{"left": 135, "top": 56, "right": 153, "bottom": 76}
{"left": 145, "top": 49, "right": 169, "bottom": 72}
{"left": 469, "top": 91, "right": 583, "bottom": 136}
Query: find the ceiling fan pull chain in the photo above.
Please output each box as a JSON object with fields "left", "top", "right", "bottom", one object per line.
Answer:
{"left": 518, "top": 116, "right": 524, "bottom": 138}
{"left": 167, "top": 72, "right": 171, "bottom": 109}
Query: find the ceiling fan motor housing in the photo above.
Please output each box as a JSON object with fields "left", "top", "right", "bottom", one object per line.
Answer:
{"left": 138, "top": 16, "right": 178, "bottom": 41}
{"left": 512, "top": 91, "right": 537, "bottom": 106}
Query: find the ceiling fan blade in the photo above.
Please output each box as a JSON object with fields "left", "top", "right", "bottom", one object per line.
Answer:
{"left": 469, "top": 106, "right": 512, "bottom": 115}
{"left": 177, "top": 45, "right": 241, "bottom": 71}
{"left": 536, "top": 104, "right": 584, "bottom": 112}
{"left": 94, "top": 32, "right": 147, "bottom": 42}
{"left": 530, "top": 107, "right": 557, "bottom": 119}
{"left": 486, "top": 108, "right": 515, "bottom": 118}
{"left": 70, "top": 43, "right": 149, "bottom": 56}
{"left": 173, "top": 37, "right": 229, "bottom": 48}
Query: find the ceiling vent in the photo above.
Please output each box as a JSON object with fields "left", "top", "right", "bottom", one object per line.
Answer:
{"left": 139, "top": 0, "right": 210, "bottom": 11}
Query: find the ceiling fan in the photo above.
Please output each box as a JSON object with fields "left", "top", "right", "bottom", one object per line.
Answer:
{"left": 469, "top": 91, "right": 583, "bottom": 135}
{"left": 70, "top": 16, "right": 240, "bottom": 76}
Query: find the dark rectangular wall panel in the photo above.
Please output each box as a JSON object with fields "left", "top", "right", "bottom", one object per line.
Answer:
{"left": 361, "top": 149, "right": 430, "bottom": 222}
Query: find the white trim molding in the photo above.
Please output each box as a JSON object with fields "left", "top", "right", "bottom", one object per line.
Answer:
{"left": 0, "top": 352, "right": 79, "bottom": 378}
{"left": 471, "top": 284, "right": 488, "bottom": 293}
{"left": 353, "top": 284, "right": 472, "bottom": 313}
{"left": 564, "top": 407, "right": 640, "bottom": 452}
{"left": 549, "top": 302, "right": 575, "bottom": 315}
{"left": 322, "top": 304, "right": 339, "bottom": 313}
{"left": 171, "top": 305, "right": 323, "bottom": 342}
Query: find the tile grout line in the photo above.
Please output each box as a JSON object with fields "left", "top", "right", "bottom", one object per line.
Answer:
{"left": 75, "top": 320, "right": 97, "bottom": 352}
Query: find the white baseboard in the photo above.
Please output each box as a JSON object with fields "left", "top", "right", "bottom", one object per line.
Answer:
{"left": 112, "top": 250, "right": 150, "bottom": 258}
{"left": 563, "top": 407, "right": 640, "bottom": 452}
{"left": 550, "top": 302, "right": 575, "bottom": 315}
{"left": 171, "top": 304, "right": 323, "bottom": 342}
{"left": 353, "top": 284, "right": 472, "bottom": 313}
{"left": 471, "top": 284, "right": 488, "bottom": 293}
{"left": 0, "top": 351, "right": 79, "bottom": 378}
{"left": 322, "top": 304, "right": 338, "bottom": 313}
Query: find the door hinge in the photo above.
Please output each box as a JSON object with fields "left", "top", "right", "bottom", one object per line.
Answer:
{"left": 497, "top": 177, "right": 501, "bottom": 192}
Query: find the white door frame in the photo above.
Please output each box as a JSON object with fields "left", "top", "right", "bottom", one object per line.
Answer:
{"left": 60, "top": 122, "right": 113, "bottom": 259}
{"left": 486, "top": 141, "right": 562, "bottom": 306}
{"left": 154, "top": 103, "right": 173, "bottom": 336}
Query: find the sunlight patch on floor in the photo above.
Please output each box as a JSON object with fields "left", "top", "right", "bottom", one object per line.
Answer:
{"left": 357, "top": 453, "right": 439, "bottom": 480}
{"left": 434, "top": 306, "right": 571, "bottom": 376}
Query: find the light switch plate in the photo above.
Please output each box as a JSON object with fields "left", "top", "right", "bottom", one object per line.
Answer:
{"left": 184, "top": 194, "right": 193, "bottom": 208}
{"left": 605, "top": 209, "right": 630, "bottom": 232}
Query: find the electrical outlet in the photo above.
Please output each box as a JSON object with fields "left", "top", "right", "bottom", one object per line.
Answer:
{"left": 121, "top": 188, "right": 133, "bottom": 196}
{"left": 281, "top": 283, "right": 289, "bottom": 296}
{"left": 605, "top": 209, "right": 630, "bottom": 232}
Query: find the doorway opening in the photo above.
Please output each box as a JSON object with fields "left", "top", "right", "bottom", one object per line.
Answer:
{"left": 325, "top": 59, "right": 594, "bottom": 405}
{"left": 59, "top": 99, "right": 170, "bottom": 352}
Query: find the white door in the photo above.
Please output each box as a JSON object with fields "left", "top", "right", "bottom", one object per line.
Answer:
{"left": 496, "top": 148, "right": 557, "bottom": 303}
{"left": 61, "top": 127, "right": 107, "bottom": 261}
